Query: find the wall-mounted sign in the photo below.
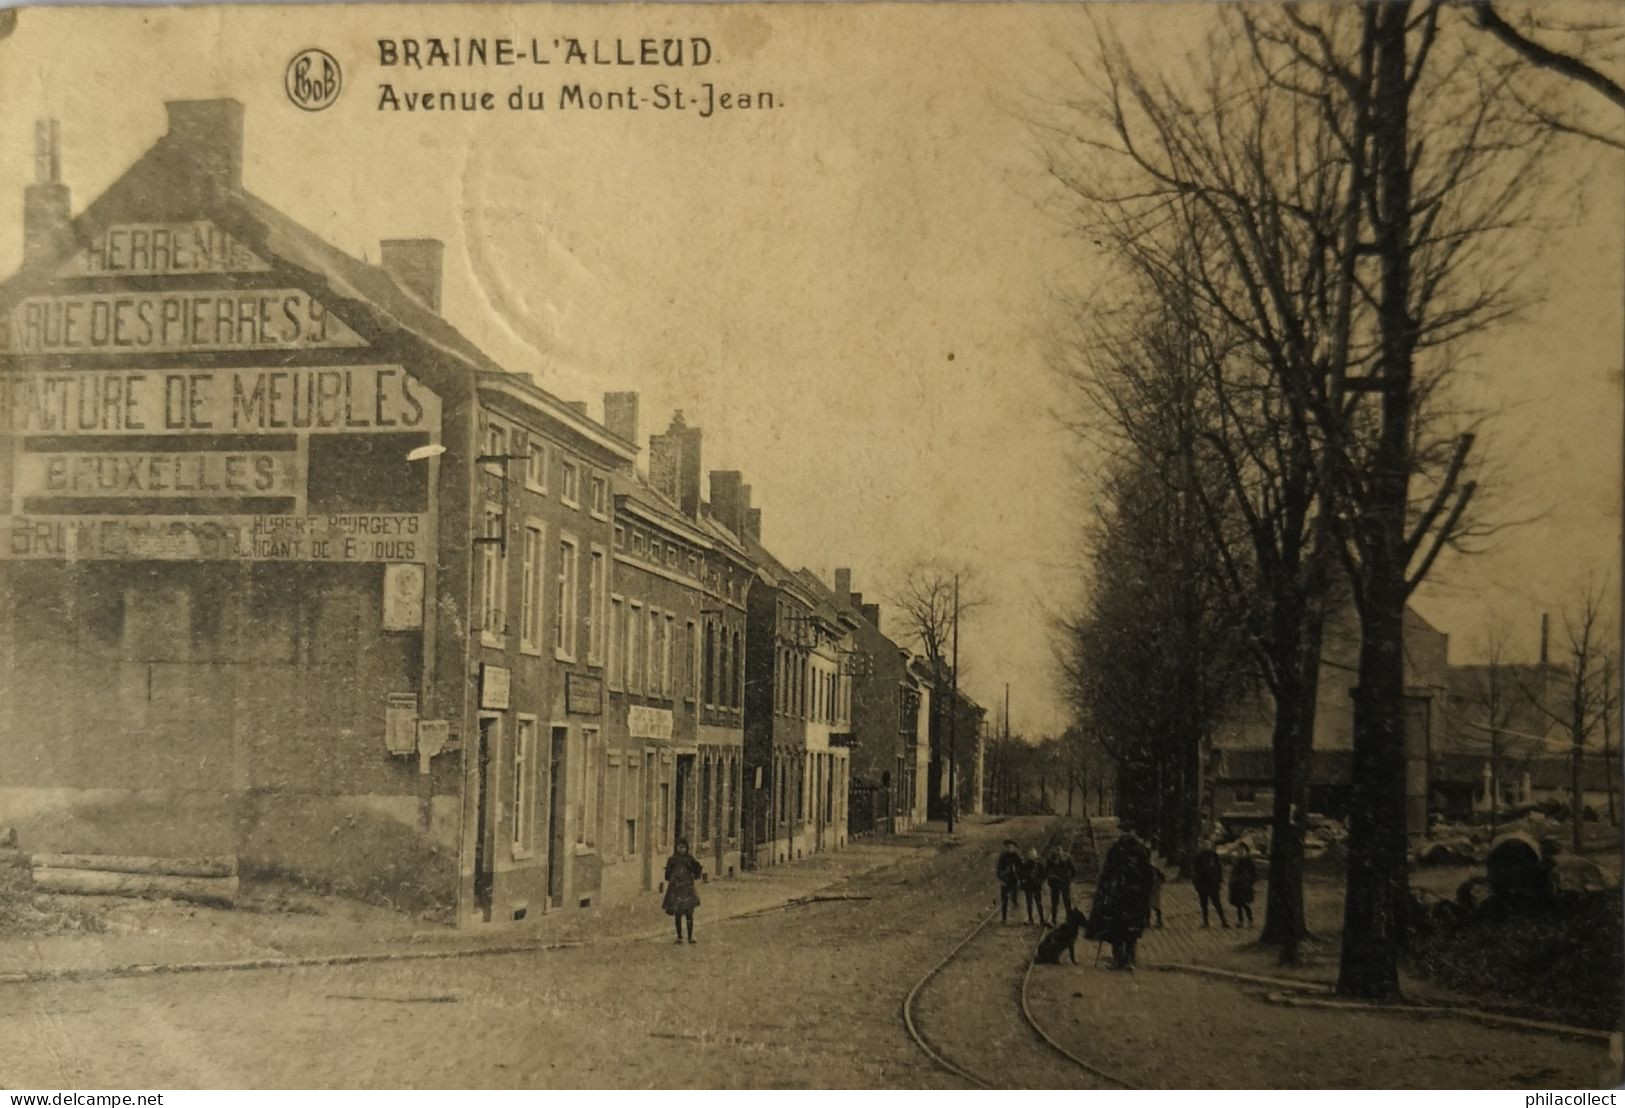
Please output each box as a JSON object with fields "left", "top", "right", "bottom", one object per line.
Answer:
{"left": 415, "top": 719, "right": 450, "bottom": 775}
{"left": 0, "top": 366, "right": 435, "bottom": 436}
{"left": 480, "top": 664, "right": 511, "bottom": 711}
{"left": 628, "top": 704, "right": 673, "bottom": 740}
{"left": 0, "top": 512, "right": 425, "bottom": 562}
{"left": 566, "top": 672, "right": 603, "bottom": 716}
{"left": 15, "top": 450, "right": 300, "bottom": 500}
{"left": 382, "top": 563, "right": 425, "bottom": 630}
{"left": 5, "top": 290, "right": 365, "bottom": 355}
{"left": 57, "top": 222, "right": 272, "bottom": 277}
{"left": 384, "top": 692, "right": 419, "bottom": 755}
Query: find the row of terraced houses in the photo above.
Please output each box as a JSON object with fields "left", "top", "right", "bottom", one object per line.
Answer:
{"left": 0, "top": 100, "right": 986, "bottom": 926}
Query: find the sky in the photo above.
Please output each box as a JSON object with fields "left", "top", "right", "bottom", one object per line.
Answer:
{"left": 0, "top": 2, "right": 1620, "bottom": 736}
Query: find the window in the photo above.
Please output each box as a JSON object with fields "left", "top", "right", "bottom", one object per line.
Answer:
{"left": 561, "top": 458, "right": 581, "bottom": 507}
{"left": 605, "top": 755, "right": 623, "bottom": 861}
{"left": 663, "top": 614, "right": 675, "bottom": 698}
{"left": 482, "top": 419, "right": 507, "bottom": 475}
{"left": 480, "top": 504, "right": 506, "bottom": 645}
{"left": 624, "top": 758, "right": 640, "bottom": 856}
{"left": 587, "top": 547, "right": 607, "bottom": 664}
{"left": 627, "top": 602, "right": 643, "bottom": 693}
{"left": 574, "top": 728, "right": 601, "bottom": 848}
{"left": 590, "top": 475, "right": 609, "bottom": 519}
{"left": 704, "top": 622, "right": 716, "bottom": 706}
{"left": 732, "top": 630, "right": 743, "bottom": 709}
{"left": 640, "top": 607, "right": 653, "bottom": 695}
{"left": 554, "top": 535, "right": 579, "bottom": 660}
{"left": 520, "top": 522, "right": 544, "bottom": 652}
{"left": 684, "top": 620, "right": 698, "bottom": 704}
{"left": 608, "top": 596, "right": 625, "bottom": 688}
{"left": 614, "top": 524, "right": 626, "bottom": 550}
{"left": 700, "top": 759, "right": 712, "bottom": 842}
{"left": 526, "top": 437, "right": 549, "bottom": 492}
{"left": 688, "top": 554, "right": 700, "bottom": 579}
{"left": 513, "top": 717, "right": 537, "bottom": 855}
{"left": 632, "top": 532, "right": 646, "bottom": 556}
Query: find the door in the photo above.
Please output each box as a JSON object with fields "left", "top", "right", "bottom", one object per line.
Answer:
{"left": 641, "top": 751, "right": 656, "bottom": 891}
{"left": 674, "top": 754, "right": 694, "bottom": 846}
{"left": 547, "top": 726, "right": 567, "bottom": 907}
{"left": 473, "top": 716, "right": 499, "bottom": 922}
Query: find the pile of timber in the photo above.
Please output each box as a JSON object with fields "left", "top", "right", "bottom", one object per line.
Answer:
{"left": 29, "top": 853, "right": 239, "bottom": 907}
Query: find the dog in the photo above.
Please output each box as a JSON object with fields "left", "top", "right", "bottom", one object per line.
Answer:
{"left": 1033, "top": 906, "right": 1088, "bottom": 965}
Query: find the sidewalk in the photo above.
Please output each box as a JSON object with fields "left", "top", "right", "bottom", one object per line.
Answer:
{"left": 0, "top": 833, "right": 940, "bottom": 985}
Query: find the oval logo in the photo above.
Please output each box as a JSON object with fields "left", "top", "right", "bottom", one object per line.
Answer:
{"left": 285, "top": 48, "right": 342, "bottom": 112}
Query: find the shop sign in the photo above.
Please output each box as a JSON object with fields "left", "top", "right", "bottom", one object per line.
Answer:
{"left": 0, "top": 366, "right": 434, "bottom": 435}
{"left": 382, "top": 563, "right": 425, "bottom": 630}
{"left": 480, "top": 664, "right": 511, "bottom": 711}
{"left": 384, "top": 693, "right": 419, "bottom": 755}
{"left": 5, "top": 289, "right": 365, "bottom": 355}
{"left": 57, "top": 221, "right": 272, "bottom": 277}
{"left": 0, "top": 512, "right": 426, "bottom": 562}
{"left": 15, "top": 450, "right": 300, "bottom": 500}
{"left": 566, "top": 672, "right": 602, "bottom": 715}
{"left": 628, "top": 704, "right": 673, "bottom": 740}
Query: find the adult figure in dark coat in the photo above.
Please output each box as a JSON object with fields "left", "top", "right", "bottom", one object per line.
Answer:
{"left": 996, "top": 839, "right": 1023, "bottom": 923}
{"left": 1228, "top": 840, "right": 1258, "bottom": 927}
{"left": 1087, "top": 831, "right": 1154, "bottom": 969}
{"left": 1044, "top": 843, "right": 1077, "bottom": 925}
{"left": 1192, "top": 840, "right": 1228, "bottom": 928}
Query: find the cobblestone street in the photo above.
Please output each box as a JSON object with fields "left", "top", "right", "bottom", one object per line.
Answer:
{"left": 0, "top": 818, "right": 1609, "bottom": 1089}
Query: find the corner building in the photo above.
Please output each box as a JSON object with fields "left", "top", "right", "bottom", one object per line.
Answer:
{"left": 0, "top": 100, "right": 634, "bottom": 926}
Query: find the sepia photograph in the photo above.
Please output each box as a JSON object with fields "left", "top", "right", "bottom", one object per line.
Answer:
{"left": 0, "top": 0, "right": 1620, "bottom": 1091}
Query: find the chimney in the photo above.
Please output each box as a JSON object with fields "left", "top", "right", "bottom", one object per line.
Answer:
{"left": 603, "top": 391, "right": 639, "bottom": 447}
{"left": 163, "top": 99, "right": 245, "bottom": 196}
{"left": 710, "top": 470, "right": 744, "bottom": 536}
{"left": 380, "top": 239, "right": 444, "bottom": 312}
{"left": 649, "top": 411, "right": 702, "bottom": 516}
{"left": 23, "top": 120, "right": 70, "bottom": 265}
{"left": 862, "top": 603, "right": 881, "bottom": 629}
{"left": 834, "top": 568, "right": 852, "bottom": 602}
{"left": 745, "top": 508, "right": 762, "bottom": 543}
{"left": 1540, "top": 612, "right": 1550, "bottom": 666}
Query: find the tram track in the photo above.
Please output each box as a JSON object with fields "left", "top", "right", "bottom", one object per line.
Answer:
{"left": 899, "top": 819, "right": 1138, "bottom": 1089}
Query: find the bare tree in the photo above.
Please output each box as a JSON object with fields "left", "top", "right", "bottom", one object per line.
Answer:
{"left": 1518, "top": 582, "right": 1619, "bottom": 851}
{"left": 887, "top": 561, "right": 983, "bottom": 687}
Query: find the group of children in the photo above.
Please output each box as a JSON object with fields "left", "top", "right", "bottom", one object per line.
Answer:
{"left": 995, "top": 839, "right": 1079, "bottom": 926}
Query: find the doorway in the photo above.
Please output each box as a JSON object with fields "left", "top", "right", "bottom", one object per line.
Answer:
{"left": 641, "top": 750, "right": 656, "bottom": 890}
{"left": 674, "top": 754, "right": 694, "bottom": 846}
{"left": 473, "top": 715, "right": 500, "bottom": 922}
{"left": 547, "top": 726, "right": 567, "bottom": 908}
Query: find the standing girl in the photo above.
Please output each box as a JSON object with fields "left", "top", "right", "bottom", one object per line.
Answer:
{"left": 663, "top": 837, "right": 705, "bottom": 944}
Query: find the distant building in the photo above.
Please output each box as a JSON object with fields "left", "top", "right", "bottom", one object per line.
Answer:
{"left": 830, "top": 568, "right": 929, "bottom": 836}
{"left": 1208, "top": 604, "right": 1449, "bottom": 833}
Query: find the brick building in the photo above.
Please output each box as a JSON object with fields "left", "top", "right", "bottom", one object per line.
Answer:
{"left": 831, "top": 568, "right": 928, "bottom": 837}
{"left": 596, "top": 400, "right": 750, "bottom": 903}
{"left": 0, "top": 99, "right": 642, "bottom": 927}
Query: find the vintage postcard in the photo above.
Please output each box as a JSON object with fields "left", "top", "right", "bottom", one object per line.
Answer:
{"left": 0, "top": 0, "right": 1620, "bottom": 1092}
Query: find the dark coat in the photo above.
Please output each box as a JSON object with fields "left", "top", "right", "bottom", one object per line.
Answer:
{"left": 1228, "top": 853, "right": 1258, "bottom": 907}
{"left": 1086, "top": 836, "right": 1154, "bottom": 943}
{"left": 663, "top": 852, "right": 703, "bottom": 915}
{"left": 1193, "top": 847, "right": 1224, "bottom": 892}
{"left": 996, "top": 848, "right": 1023, "bottom": 888}
{"left": 1045, "top": 853, "right": 1076, "bottom": 887}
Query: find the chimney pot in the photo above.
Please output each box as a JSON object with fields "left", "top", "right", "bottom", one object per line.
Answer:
{"left": 650, "top": 414, "right": 702, "bottom": 515}
{"left": 380, "top": 239, "right": 444, "bottom": 313}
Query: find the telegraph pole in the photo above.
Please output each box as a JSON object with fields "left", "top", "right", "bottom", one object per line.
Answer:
{"left": 947, "top": 574, "right": 959, "bottom": 834}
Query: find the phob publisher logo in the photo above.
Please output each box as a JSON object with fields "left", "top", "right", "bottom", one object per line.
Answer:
{"left": 285, "top": 48, "right": 342, "bottom": 111}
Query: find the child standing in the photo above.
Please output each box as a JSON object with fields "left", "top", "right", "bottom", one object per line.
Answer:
{"left": 663, "top": 837, "right": 705, "bottom": 944}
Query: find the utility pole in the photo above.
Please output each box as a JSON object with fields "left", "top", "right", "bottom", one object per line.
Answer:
{"left": 947, "top": 574, "right": 959, "bottom": 835}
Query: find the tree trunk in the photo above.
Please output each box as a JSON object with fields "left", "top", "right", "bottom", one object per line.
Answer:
{"left": 1261, "top": 603, "right": 1325, "bottom": 962}
{"left": 1337, "top": 1, "right": 1417, "bottom": 1002}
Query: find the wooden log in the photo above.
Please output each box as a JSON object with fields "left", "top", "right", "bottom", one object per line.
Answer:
{"left": 30, "top": 867, "right": 239, "bottom": 906}
{"left": 31, "top": 853, "right": 238, "bottom": 878}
